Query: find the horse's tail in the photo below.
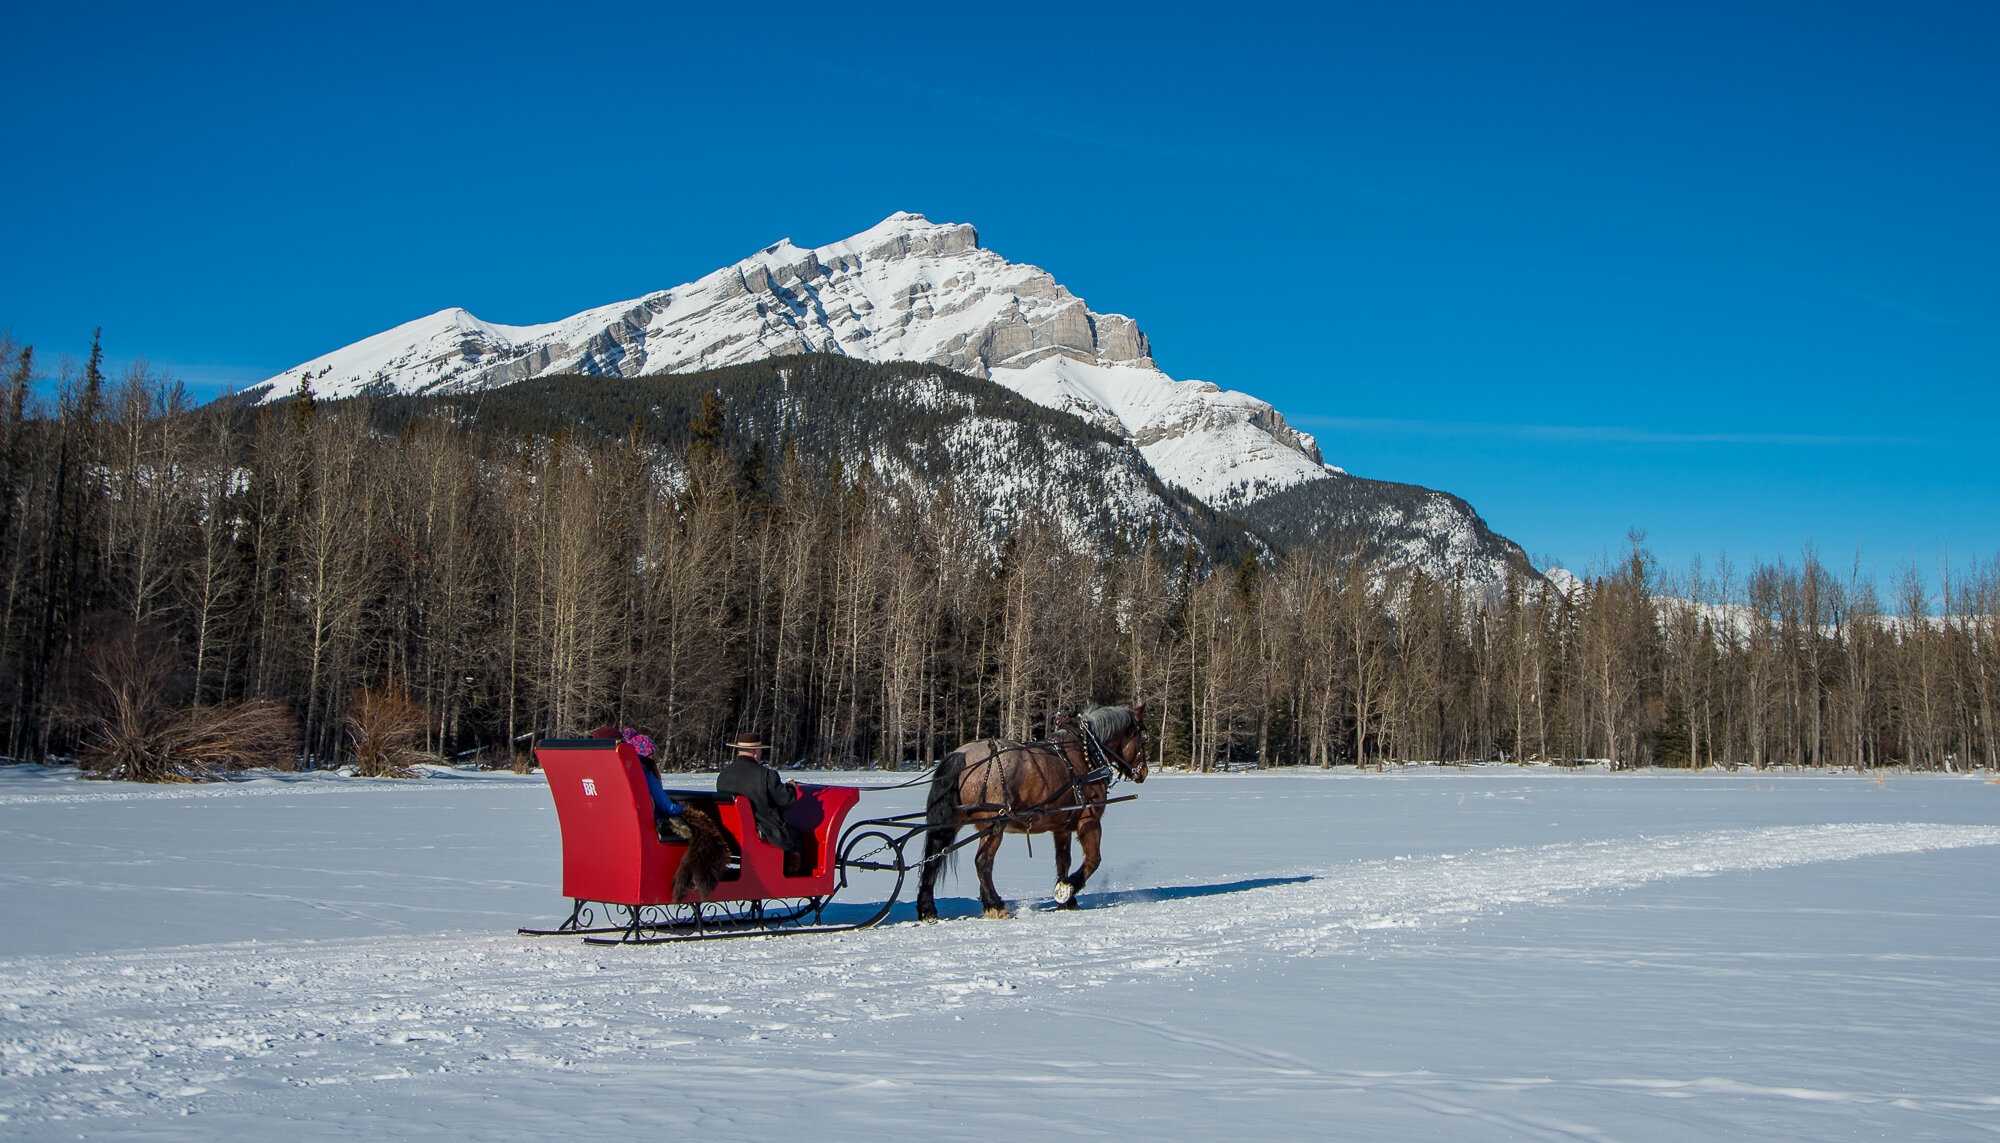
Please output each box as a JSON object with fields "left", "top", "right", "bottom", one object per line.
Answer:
{"left": 921, "top": 750, "right": 967, "bottom": 875}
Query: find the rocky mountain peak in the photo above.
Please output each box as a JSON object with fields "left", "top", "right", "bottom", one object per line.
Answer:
{"left": 253, "top": 214, "right": 1336, "bottom": 508}
{"left": 826, "top": 211, "right": 981, "bottom": 262}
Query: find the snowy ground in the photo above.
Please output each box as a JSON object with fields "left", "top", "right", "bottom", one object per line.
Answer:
{"left": 3, "top": 764, "right": 1999, "bottom": 1141}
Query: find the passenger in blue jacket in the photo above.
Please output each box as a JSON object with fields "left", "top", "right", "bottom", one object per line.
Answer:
{"left": 592, "top": 726, "right": 689, "bottom": 841}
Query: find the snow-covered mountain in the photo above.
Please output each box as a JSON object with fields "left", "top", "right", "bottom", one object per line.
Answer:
{"left": 257, "top": 212, "right": 1534, "bottom": 587}
{"left": 255, "top": 213, "right": 1331, "bottom": 510}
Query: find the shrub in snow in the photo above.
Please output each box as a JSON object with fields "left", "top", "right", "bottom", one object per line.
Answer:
{"left": 58, "top": 620, "right": 300, "bottom": 782}
{"left": 344, "top": 683, "right": 437, "bottom": 778}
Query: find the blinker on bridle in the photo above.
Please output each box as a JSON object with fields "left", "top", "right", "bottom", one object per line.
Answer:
{"left": 1076, "top": 713, "right": 1140, "bottom": 782}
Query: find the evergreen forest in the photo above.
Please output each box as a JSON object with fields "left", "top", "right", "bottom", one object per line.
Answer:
{"left": 2, "top": 333, "right": 1996, "bottom": 779}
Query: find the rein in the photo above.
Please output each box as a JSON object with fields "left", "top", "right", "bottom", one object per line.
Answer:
{"left": 853, "top": 768, "right": 939, "bottom": 791}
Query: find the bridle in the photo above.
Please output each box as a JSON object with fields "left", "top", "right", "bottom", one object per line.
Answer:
{"left": 1073, "top": 712, "right": 1142, "bottom": 785}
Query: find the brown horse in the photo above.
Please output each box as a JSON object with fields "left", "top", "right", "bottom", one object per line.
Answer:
{"left": 915, "top": 702, "right": 1147, "bottom": 920}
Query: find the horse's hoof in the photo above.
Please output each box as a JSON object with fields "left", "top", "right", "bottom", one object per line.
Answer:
{"left": 1052, "top": 881, "right": 1075, "bottom": 905}
{"left": 983, "top": 905, "right": 1014, "bottom": 920}
{"left": 1056, "top": 897, "right": 1081, "bottom": 910}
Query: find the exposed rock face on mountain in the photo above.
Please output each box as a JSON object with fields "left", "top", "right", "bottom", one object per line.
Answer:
{"left": 255, "top": 213, "right": 1330, "bottom": 511}
{"left": 1232, "top": 475, "right": 1537, "bottom": 591}
{"left": 255, "top": 212, "right": 1535, "bottom": 586}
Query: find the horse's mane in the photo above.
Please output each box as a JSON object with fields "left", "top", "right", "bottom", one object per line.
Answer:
{"left": 1079, "top": 703, "right": 1134, "bottom": 742}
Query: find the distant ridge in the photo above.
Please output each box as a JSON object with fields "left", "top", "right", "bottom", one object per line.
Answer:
{"left": 356, "top": 353, "right": 1266, "bottom": 568}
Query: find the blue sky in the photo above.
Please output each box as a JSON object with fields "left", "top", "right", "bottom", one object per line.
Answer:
{"left": 3, "top": 1, "right": 1994, "bottom": 592}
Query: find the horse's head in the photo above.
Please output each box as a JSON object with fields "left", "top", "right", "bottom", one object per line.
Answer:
{"left": 1081, "top": 701, "right": 1149, "bottom": 784}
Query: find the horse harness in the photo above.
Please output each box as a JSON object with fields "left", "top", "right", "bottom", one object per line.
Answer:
{"left": 959, "top": 714, "right": 1134, "bottom": 823}
{"left": 848, "top": 711, "right": 1144, "bottom": 874}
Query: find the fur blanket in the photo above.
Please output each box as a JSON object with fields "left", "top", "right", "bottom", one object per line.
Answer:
{"left": 670, "top": 805, "right": 732, "bottom": 902}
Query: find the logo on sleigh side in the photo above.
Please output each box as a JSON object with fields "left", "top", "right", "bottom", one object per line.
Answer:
{"left": 581, "top": 778, "right": 597, "bottom": 796}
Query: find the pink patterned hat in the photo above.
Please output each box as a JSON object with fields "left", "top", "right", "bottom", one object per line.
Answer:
{"left": 618, "top": 728, "right": 655, "bottom": 759}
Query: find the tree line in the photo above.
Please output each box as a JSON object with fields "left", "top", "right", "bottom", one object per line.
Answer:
{"left": 1, "top": 332, "right": 1994, "bottom": 777}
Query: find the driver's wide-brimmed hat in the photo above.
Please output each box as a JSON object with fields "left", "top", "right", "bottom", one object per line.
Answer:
{"left": 725, "top": 735, "right": 769, "bottom": 752}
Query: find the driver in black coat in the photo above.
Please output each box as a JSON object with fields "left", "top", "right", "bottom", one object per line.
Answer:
{"left": 715, "top": 735, "right": 804, "bottom": 854}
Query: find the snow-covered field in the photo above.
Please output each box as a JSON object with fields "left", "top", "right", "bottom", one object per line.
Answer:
{"left": 4, "top": 764, "right": 1998, "bottom": 1141}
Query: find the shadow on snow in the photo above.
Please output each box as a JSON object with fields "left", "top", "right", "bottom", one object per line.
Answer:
{"left": 823, "top": 875, "right": 1317, "bottom": 925}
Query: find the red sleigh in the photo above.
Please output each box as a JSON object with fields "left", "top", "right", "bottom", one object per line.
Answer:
{"left": 522, "top": 737, "right": 865, "bottom": 942}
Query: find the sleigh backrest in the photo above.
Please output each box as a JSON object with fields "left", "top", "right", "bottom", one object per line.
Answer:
{"left": 535, "top": 738, "right": 676, "bottom": 905}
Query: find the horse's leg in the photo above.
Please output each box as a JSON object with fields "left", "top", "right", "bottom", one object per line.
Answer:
{"left": 1062, "top": 810, "right": 1104, "bottom": 908}
{"left": 915, "top": 818, "right": 947, "bottom": 922}
{"left": 1051, "top": 825, "right": 1078, "bottom": 907}
{"left": 916, "top": 751, "right": 971, "bottom": 922}
{"left": 974, "top": 826, "right": 1011, "bottom": 919}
